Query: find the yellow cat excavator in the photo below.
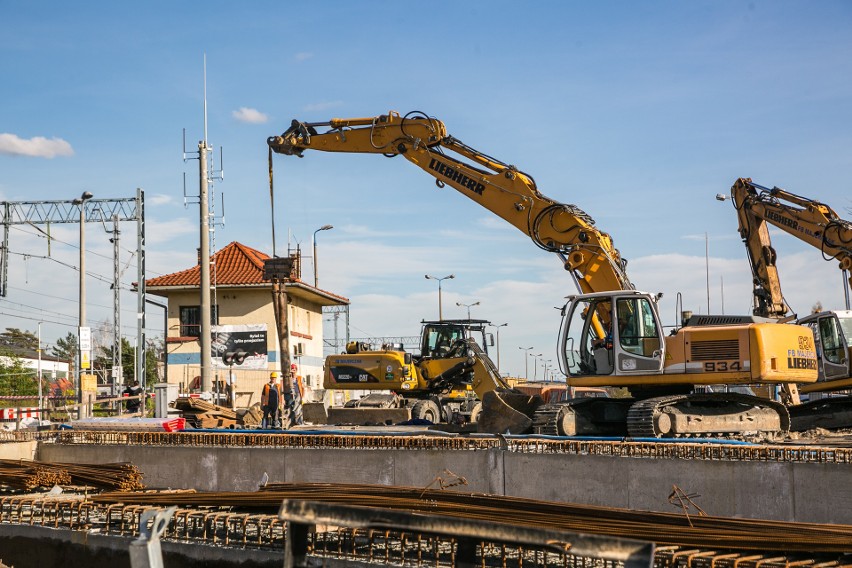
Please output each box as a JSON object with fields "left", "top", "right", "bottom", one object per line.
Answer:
{"left": 268, "top": 112, "right": 817, "bottom": 437}
{"left": 319, "top": 318, "right": 537, "bottom": 431}
{"left": 722, "top": 178, "right": 852, "bottom": 430}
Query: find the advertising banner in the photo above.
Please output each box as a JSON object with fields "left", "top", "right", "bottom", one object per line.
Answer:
{"left": 211, "top": 324, "right": 268, "bottom": 369}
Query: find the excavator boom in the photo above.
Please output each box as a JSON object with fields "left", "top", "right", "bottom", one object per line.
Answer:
{"left": 728, "top": 178, "right": 852, "bottom": 319}
{"left": 270, "top": 111, "right": 632, "bottom": 297}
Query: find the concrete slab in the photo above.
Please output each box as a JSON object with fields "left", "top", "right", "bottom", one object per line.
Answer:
{"left": 0, "top": 440, "right": 37, "bottom": 461}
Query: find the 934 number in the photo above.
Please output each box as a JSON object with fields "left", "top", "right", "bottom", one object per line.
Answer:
{"left": 703, "top": 361, "right": 741, "bottom": 372}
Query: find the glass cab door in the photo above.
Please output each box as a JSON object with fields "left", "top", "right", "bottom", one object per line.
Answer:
{"left": 809, "top": 314, "right": 850, "bottom": 382}
{"left": 559, "top": 294, "right": 664, "bottom": 378}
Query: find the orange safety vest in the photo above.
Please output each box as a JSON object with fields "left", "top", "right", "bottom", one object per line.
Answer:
{"left": 261, "top": 383, "right": 281, "bottom": 407}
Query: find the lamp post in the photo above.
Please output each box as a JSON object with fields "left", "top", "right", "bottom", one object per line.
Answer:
{"left": 455, "top": 301, "right": 480, "bottom": 320}
{"left": 519, "top": 346, "right": 533, "bottom": 381}
{"left": 491, "top": 323, "right": 508, "bottom": 371}
{"left": 542, "top": 359, "right": 552, "bottom": 382}
{"left": 312, "top": 224, "right": 333, "bottom": 288}
{"left": 72, "top": 191, "right": 93, "bottom": 418}
{"left": 532, "top": 353, "right": 543, "bottom": 380}
{"left": 425, "top": 274, "right": 454, "bottom": 320}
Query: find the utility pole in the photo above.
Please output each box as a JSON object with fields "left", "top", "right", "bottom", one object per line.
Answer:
{"left": 109, "top": 214, "right": 121, "bottom": 396}
{"left": 74, "top": 191, "right": 93, "bottom": 418}
{"left": 199, "top": 135, "right": 212, "bottom": 392}
{"left": 186, "top": 56, "right": 222, "bottom": 394}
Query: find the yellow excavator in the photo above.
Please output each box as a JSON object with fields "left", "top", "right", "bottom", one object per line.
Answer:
{"left": 722, "top": 178, "right": 852, "bottom": 430}
{"left": 320, "top": 319, "right": 538, "bottom": 431}
{"left": 268, "top": 112, "right": 818, "bottom": 437}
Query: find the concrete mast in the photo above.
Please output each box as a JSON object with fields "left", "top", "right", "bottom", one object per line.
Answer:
{"left": 199, "top": 56, "right": 213, "bottom": 393}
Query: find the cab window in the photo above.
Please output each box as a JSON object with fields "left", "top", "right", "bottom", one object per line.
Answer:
{"left": 616, "top": 297, "right": 660, "bottom": 357}
{"left": 819, "top": 316, "right": 845, "bottom": 365}
{"left": 423, "top": 326, "right": 464, "bottom": 357}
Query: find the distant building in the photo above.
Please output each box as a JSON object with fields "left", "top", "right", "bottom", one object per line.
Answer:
{"left": 145, "top": 241, "right": 348, "bottom": 405}
{"left": 0, "top": 346, "right": 70, "bottom": 380}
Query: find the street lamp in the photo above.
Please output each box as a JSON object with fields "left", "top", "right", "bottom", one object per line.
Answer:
{"left": 456, "top": 301, "right": 480, "bottom": 320}
{"left": 490, "top": 323, "right": 508, "bottom": 371}
{"left": 519, "top": 346, "right": 533, "bottom": 381}
{"left": 312, "top": 224, "right": 333, "bottom": 288}
{"left": 72, "top": 191, "right": 93, "bottom": 418}
{"left": 425, "top": 274, "right": 454, "bottom": 320}
{"left": 542, "top": 359, "right": 552, "bottom": 382}
{"left": 532, "top": 353, "right": 543, "bottom": 380}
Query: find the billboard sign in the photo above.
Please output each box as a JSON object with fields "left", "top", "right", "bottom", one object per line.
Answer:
{"left": 211, "top": 324, "right": 268, "bottom": 369}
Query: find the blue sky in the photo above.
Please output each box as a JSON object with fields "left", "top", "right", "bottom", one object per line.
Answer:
{"left": 1, "top": 1, "right": 851, "bottom": 378}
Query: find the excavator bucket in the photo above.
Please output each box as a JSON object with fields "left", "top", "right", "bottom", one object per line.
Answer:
{"left": 477, "top": 391, "right": 543, "bottom": 434}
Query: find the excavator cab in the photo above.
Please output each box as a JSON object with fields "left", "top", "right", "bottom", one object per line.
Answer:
{"left": 798, "top": 310, "right": 852, "bottom": 385}
{"left": 419, "top": 320, "right": 491, "bottom": 360}
{"left": 559, "top": 291, "right": 665, "bottom": 378}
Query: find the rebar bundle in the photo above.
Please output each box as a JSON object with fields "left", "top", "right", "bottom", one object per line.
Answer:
{"left": 0, "top": 460, "right": 143, "bottom": 492}
{"left": 92, "top": 482, "right": 852, "bottom": 554}
{"left": 51, "top": 461, "right": 144, "bottom": 491}
{"left": 0, "top": 460, "right": 71, "bottom": 490}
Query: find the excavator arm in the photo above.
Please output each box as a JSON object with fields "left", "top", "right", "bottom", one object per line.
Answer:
{"left": 727, "top": 178, "right": 852, "bottom": 318}
{"left": 268, "top": 111, "right": 632, "bottom": 297}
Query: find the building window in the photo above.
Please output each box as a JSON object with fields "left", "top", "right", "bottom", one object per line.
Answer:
{"left": 179, "top": 305, "right": 219, "bottom": 337}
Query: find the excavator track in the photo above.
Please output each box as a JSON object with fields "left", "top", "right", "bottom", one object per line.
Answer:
{"left": 531, "top": 399, "right": 633, "bottom": 437}
{"left": 626, "top": 393, "right": 791, "bottom": 438}
{"left": 531, "top": 404, "right": 567, "bottom": 436}
{"left": 789, "top": 395, "right": 852, "bottom": 432}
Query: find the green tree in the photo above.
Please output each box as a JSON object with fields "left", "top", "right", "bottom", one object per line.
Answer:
{"left": 52, "top": 332, "right": 78, "bottom": 362}
{"left": 0, "top": 351, "right": 38, "bottom": 397}
{"left": 95, "top": 337, "right": 162, "bottom": 387}
{"left": 0, "top": 328, "right": 39, "bottom": 350}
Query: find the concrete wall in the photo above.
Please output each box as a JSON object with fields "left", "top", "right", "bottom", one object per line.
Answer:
{"left": 37, "top": 442, "right": 852, "bottom": 525}
{"left": 0, "top": 440, "right": 37, "bottom": 461}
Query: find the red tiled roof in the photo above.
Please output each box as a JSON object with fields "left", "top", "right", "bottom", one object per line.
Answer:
{"left": 146, "top": 241, "right": 269, "bottom": 287}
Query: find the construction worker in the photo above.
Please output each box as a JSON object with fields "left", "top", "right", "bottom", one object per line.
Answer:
{"left": 261, "top": 372, "right": 282, "bottom": 429}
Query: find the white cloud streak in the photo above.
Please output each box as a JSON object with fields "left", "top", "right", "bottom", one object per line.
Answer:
{"left": 148, "top": 194, "right": 174, "bottom": 206}
{"left": 232, "top": 107, "right": 269, "bottom": 124}
{"left": 0, "top": 134, "right": 74, "bottom": 158}
{"left": 145, "top": 218, "right": 197, "bottom": 245}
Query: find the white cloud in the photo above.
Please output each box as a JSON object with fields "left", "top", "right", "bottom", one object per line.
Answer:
{"left": 145, "top": 218, "right": 197, "bottom": 245}
{"left": 148, "top": 194, "right": 174, "bottom": 206}
{"left": 0, "top": 133, "right": 74, "bottom": 158}
{"left": 232, "top": 107, "right": 269, "bottom": 124}
{"left": 303, "top": 101, "right": 343, "bottom": 112}
{"left": 294, "top": 52, "right": 313, "bottom": 62}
